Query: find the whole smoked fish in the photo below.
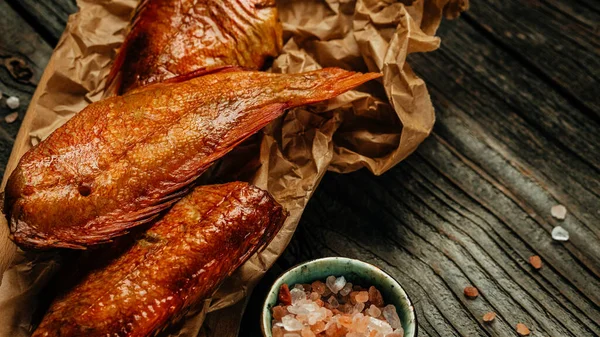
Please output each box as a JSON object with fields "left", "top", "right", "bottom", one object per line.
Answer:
{"left": 106, "top": 0, "right": 282, "bottom": 94}
{"left": 31, "top": 182, "right": 286, "bottom": 337}
{"left": 5, "top": 68, "right": 380, "bottom": 249}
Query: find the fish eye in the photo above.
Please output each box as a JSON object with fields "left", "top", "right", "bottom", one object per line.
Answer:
{"left": 78, "top": 184, "right": 92, "bottom": 197}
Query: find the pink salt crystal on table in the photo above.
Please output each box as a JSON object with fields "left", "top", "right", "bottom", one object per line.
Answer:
{"left": 551, "top": 204, "right": 567, "bottom": 220}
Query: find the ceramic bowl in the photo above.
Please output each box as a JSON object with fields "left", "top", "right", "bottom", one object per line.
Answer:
{"left": 261, "top": 257, "right": 417, "bottom": 337}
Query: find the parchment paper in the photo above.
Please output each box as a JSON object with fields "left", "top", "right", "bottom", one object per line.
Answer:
{"left": 0, "top": 0, "right": 468, "bottom": 336}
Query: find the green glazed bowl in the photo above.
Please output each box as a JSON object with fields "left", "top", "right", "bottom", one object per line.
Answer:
{"left": 261, "top": 257, "right": 417, "bottom": 337}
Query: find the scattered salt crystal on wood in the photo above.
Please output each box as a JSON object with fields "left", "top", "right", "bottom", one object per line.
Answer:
{"left": 551, "top": 204, "right": 567, "bottom": 220}
{"left": 482, "top": 312, "right": 496, "bottom": 323}
{"left": 382, "top": 305, "right": 401, "bottom": 329}
{"left": 529, "top": 255, "right": 542, "bottom": 269}
{"left": 6, "top": 96, "right": 20, "bottom": 109}
{"left": 463, "top": 286, "right": 479, "bottom": 299}
{"left": 516, "top": 323, "right": 531, "bottom": 336}
{"left": 551, "top": 226, "right": 569, "bottom": 241}
{"left": 5, "top": 112, "right": 18, "bottom": 123}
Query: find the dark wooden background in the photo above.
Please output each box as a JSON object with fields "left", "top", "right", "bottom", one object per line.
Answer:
{"left": 1, "top": 0, "right": 599, "bottom": 336}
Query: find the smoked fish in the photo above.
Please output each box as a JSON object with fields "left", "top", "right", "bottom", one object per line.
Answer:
{"left": 106, "top": 0, "right": 282, "bottom": 94}
{"left": 31, "top": 182, "right": 286, "bottom": 337}
{"left": 4, "top": 68, "right": 380, "bottom": 249}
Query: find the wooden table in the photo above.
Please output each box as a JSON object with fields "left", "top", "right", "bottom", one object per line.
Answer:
{"left": 1, "top": 0, "right": 599, "bottom": 336}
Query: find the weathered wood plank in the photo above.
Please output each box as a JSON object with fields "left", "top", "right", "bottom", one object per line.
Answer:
{"left": 463, "top": 0, "right": 600, "bottom": 115}
{"left": 5, "top": 0, "right": 77, "bottom": 45}
{"left": 241, "top": 11, "right": 600, "bottom": 337}
{"left": 0, "top": 0, "right": 53, "bottom": 178}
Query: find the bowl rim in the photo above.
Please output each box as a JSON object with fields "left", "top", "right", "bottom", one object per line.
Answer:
{"left": 260, "top": 256, "right": 418, "bottom": 337}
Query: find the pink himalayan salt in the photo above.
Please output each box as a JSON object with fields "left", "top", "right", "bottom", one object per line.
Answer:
{"left": 312, "top": 280, "right": 326, "bottom": 295}
{"left": 356, "top": 291, "right": 369, "bottom": 303}
{"left": 301, "top": 327, "right": 316, "bottom": 337}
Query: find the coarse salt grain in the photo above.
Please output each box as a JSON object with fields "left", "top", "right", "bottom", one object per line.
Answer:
{"left": 551, "top": 226, "right": 569, "bottom": 241}
{"left": 5, "top": 112, "right": 18, "bottom": 123}
{"left": 6, "top": 96, "right": 20, "bottom": 109}
{"left": 550, "top": 204, "right": 567, "bottom": 220}
{"left": 272, "top": 278, "right": 403, "bottom": 337}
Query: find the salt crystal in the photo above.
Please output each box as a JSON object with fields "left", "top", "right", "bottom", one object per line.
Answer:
{"left": 385, "top": 331, "right": 404, "bottom": 337}
{"left": 368, "top": 316, "right": 393, "bottom": 334}
{"left": 311, "top": 280, "right": 326, "bottom": 295}
{"left": 310, "top": 292, "right": 320, "bottom": 301}
{"left": 273, "top": 305, "right": 288, "bottom": 320}
{"left": 5, "top": 112, "right": 18, "bottom": 123}
{"left": 327, "top": 296, "right": 339, "bottom": 308}
{"left": 301, "top": 327, "right": 316, "bottom": 337}
{"left": 282, "top": 315, "right": 304, "bottom": 331}
{"left": 6, "top": 96, "right": 19, "bottom": 109}
{"left": 294, "top": 284, "right": 305, "bottom": 291}
{"left": 551, "top": 204, "right": 567, "bottom": 220}
{"left": 291, "top": 288, "right": 307, "bottom": 304}
{"left": 382, "top": 305, "right": 401, "bottom": 329}
{"left": 325, "top": 275, "right": 337, "bottom": 293}
{"left": 311, "top": 321, "right": 326, "bottom": 333}
{"left": 347, "top": 332, "right": 366, "bottom": 337}
{"left": 351, "top": 313, "right": 368, "bottom": 333}
{"left": 273, "top": 325, "right": 285, "bottom": 337}
{"left": 332, "top": 276, "right": 346, "bottom": 293}
{"left": 353, "top": 302, "right": 365, "bottom": 314}
{"left": 355, "top": 291, "right": 369, "bottom": 303}
{"left": 551, "top": 226, "right": 569, "bottom": 241}
{"left": 283, "top": 333, "right": 301, "bottom": 337}
{"left": 368, "top": 286, "right": 384, "bottom": 307}
{"left": 340, "top": 282, "right": 353, "bottom": 296}
{"left": 367, "top": 305, "right": 381, "bottom": 317}
{"left": 307, "top": 310, "right": 324, "bottom": 325}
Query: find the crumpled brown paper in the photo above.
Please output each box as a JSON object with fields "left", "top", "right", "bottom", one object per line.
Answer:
{"left": 0, "top": 0, "right": 467, "bottom": 336}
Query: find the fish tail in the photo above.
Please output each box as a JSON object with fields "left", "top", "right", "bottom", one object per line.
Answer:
{"left": 288, "top": 68, "right": 382, "bottom": 107}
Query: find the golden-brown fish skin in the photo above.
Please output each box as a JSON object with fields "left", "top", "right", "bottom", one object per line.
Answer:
{"left": 107, "top": 0, "right": 283, "bottom": 94}
{"left": 31, "top": 182, "right": 286, "bottom": 337}
{"left": 4, "top": 68, "right": 381, "bottom": 249}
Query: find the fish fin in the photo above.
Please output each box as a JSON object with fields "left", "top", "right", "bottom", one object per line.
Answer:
{"left": 289, "top": 68, "right": 382, "bottom": 107}
{"left": 121, "top": 66, "right": 244, "bottom": 96}
{"left": 103, "top": 0, "right": 153, "bottom": 97}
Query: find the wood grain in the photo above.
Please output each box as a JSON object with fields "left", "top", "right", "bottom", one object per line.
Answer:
{"left": 1, "top": 0, "right": 599, "bottom": 336}
{"left": 6, "top": 0, "right": 77, "bottom": 45}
